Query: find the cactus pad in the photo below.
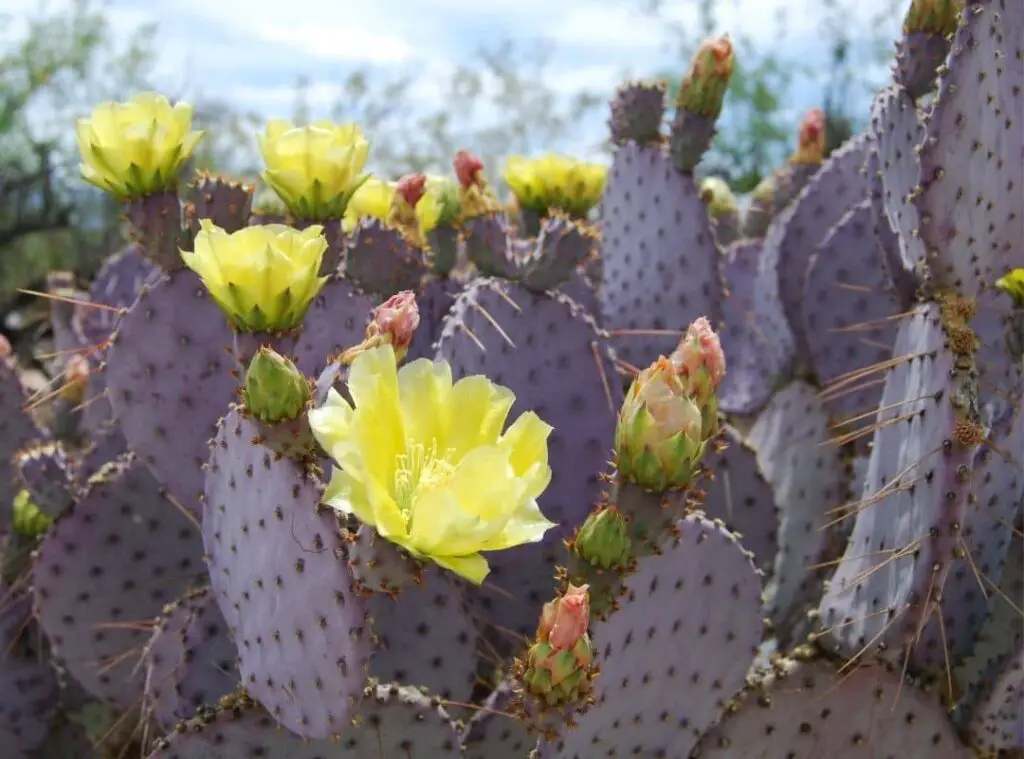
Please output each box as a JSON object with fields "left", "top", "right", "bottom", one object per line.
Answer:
{"left": 435, "top": 279, "right": 621, "bottom": 638}
{"left": 79, "top": 243, "right": 159, "bottom": 353}
{"left": 699, "top": 425, "right": 779, "bottom": 574}
{"left": 718, "top": 239, "right": 793, "bottom": 414}
{"left": 0, "top": 587, "right": 59, "bottom": 752}
{"left": 600, "top": 141, "right": 725, "bottom": 369}
{"left": 32, "top": 453, "right": 205, "bottom": 707}
{"left": 539, "top": 514, "right": 763, "bottom": 758}
{"left": 761, "top": 133, "right": 871, "bottom": 361}
{"left": 748, "top": 381, "right": 848, "bottom": 644}
{"left": 913, "top": 1, "right": 1024, "bottom": 295}
{"left": 817, "top": 304, "right": 972, "bottom": 672}
{"left": 407, "top": 278, "right": 461, "bottom": 362}
{"left": 870, "top": 84, "right": 928, "bottom": 274}
{"left": 289, "top": 275, "right": 375, "bottom": 377}
{"left": 147, "top": 683, "right": 463, "bottom": 758}
{"left": 105, "top": 269, "right": 237, "bottom": 515}
{"left": 607, "top": 80, "right": 667, "bottom": 146}
{"left": 365, "top": 572, "right": 478, "bottom": 704}
{"left": 13, "top": 441, "right": 76, "bottom": 518}
{"left": 144, "top": 589, "right": 209, "bottom": 727}
{"left": 203, "top": 408, "right": 372, "bottom": 739}
{"left": 345, "top": 218, "right": 429, "bottom": 296}
{"left": 803, "top": 199, "right": 901, "bottom": 427}
{"left": 173, "top": 589, "right": 240, "bottom": 719}
{"left": 693, "top": 658, "right": 969, "bottom": 758}
{"left": 0, "top": 352, "right": 46, "bottom": 528}
{"left": 463, "top": 679, "right": 533, "bottom": 759}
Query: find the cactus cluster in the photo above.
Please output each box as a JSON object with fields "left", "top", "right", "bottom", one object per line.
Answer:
{"left": 0, "top": 1, "right": 1020, "bottom": 756}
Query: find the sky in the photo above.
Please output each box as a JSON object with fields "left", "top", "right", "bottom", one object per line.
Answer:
{"left": 3, "top": 0, "right": 904, "bottom": 171}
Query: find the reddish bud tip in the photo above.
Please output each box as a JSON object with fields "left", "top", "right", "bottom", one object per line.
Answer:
{"left": 370, "top": 290, "right": 420, "bottom": 356}
{"left": 453, "top": 149, "right": 485, "bottom": 189}
{"left": 396, "top": 173, "right": 427, "bottom": 207}
{"left": 798, "top": 108, "right": 826, "bottom": 146}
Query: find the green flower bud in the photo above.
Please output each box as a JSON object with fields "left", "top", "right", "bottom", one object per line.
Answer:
{"left": 675, "top": 34, "right": 735, "bottom": 118}
{"left": 12, "top": 489, "right": 53, "bottom": 538}
{"left": 243, "top": 347, "right": 310, "bottom": 422}
{"left": 573, "top": 506, "right": 632, "bottom": 570}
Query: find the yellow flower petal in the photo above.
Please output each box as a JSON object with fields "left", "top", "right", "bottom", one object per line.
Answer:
{"left": 322, "top": 465, "right": 375, "bottom": 525}
{"left": 397, "top": 358, "right": 453, "bottom": 451}
{"left": 429, "top": 553, "right": 491, "bottom": 584}
{"left": 445, "top": 375, "right": 515, "bottom": 457}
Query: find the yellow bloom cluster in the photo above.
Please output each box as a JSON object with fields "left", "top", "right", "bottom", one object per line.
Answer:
{"left": 502, "top": 154, "right": 607, "bottom": 217}
{"left": 342, "top": 175, "right": 458, "bottom": 235}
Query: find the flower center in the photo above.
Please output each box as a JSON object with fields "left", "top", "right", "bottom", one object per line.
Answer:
{"left": 393, "top": 441, "right": 456, "bottom": 528}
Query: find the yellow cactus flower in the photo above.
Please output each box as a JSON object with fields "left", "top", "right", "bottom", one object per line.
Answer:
{"left": 75, "top": 92, "right": 204, "bottom": 200}
{"left": 181, "top": 220, "right": 329, "bottom": 332}
{"left": 308, "top": 345, "right": 557, "bottom": 584}
{"left": 996, "top": 268, "right": 1024, "bottom": 306}
{"left": 502, "top": 154, "right": 608, "bottom": 217}
{"left": 343, "top": 174, "right": 456, "bottom": 235}
{"left": 258, "top": 119, "right": 370, "bottom": 221}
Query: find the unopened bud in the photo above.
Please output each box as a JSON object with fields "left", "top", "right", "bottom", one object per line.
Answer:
{"left": 537, "top": 583, "right": 591, "bottom": 650}
{"left": 616, "top": 356, "right": 707, "bottom": 491}
{"left": 573, "top": 507, "right": 632, "bottom": 570}
{"left": 243, "top": 347, "right": 310, "bottom": 422}
{"left": 340, "top": 291, "right": 421, "bottom": 365}
{"left": 700, "top": 177, "right": 738, "bottom": 218}
{"left": 791, "top": 108, "right": 826, "bottom": 166}
{"left": 453, "top": 150, "right": 485, "bottom": 189}
{"left": 59, "top": 354, "right": 90, "bottom": 404}
{"left": 521, "top": 583, "right": 595, "bottom": 706}
{"left": 675, "top": 34, "right": 735, "bottom": 118}
{"left": 396, "top": 173, "right": 427, "bottom": 208}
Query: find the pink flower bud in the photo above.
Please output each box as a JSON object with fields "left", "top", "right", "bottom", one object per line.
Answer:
{"left": 537, "top": 583, "right": 591, "bottom": 650}
{"left": 453, "top": 149, "right": 485, "bottom": 189}
{"left": 396, "top": 173, "right": 427, "bottom": 208}
{"left": 670, "top": 317, "right": 726, "bottom": 391}
{"left": 793, "top": 108, "right": 826, "bottom": 165}
{"left": 368, "top": 291, "right": 420, "bottom": 360}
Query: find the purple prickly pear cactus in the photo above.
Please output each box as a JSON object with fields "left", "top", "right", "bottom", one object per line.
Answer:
{"left": 146, "top": 683, "right": 463, "bottom": 758}
{"left": 173, "top": 589, "right": 240, "bottom": 719}
{"left": 817, "top": 302, "right": 984, "bottom": 676}
{"left": 599, "top": 141, "right": 726, "bottom": 370}
{"left": 803, "top": 199, "right": 901, "bottom": 429}
{"left": 187, "top": 173, "right": 254, "bottom": 234}
{"left": 869, "top": 85, "right": 928, "bottom": 275}
{"left": 434, "top": 279, "right": 622, "bottom": 640}
{"left": 717, "top": 239, "right": 793, "bottom": 415}
{"left": 345, "top": 218, "right": 430, "bottom": 296}
{"left": 692, "top": 658, "right": 970, "bottom": 758}
{"left": 0, "top": 584, "right": 59, "bottom": 753}
{"left": 913, "top": 0, "right": 1024, "bottom": 296}
{"left": 13, "top": 441, "right": 76, "bottom": 518}
{"left": 699, "top": 425, "right": 779, "bottom": 574}
{"left": 203, "top": 407, "right": 372, "bottom": 740}
{"left": 79, "top": 244, "right": 160, "bottom": 355}
{"left": 104, "top": 269, "right": 237, "bottom": 515}
{"left": 364, "top": 567, "right": 479, "bottom": 705}
{"left": 536, "top": 515, "right": 764, "bottom": 758}
{"left": 607, "top": 79, "right": 667, "bottom": 147}
{"left": 867, "top": 145, "right": 921, "bottom": 308}
{"left": 748, "top": 380, "right": 849, "bottom": 646}
{"left": 966, "top": 644, "right": 1023, "bottom": 752}
{"left": 288, "top": 275, "right": 375, "bottom": 376}
{"left": 406, "top": 278, "right": 462, "bottom": 361}
{"left": 0, "top": 345, "right": 47, "bottom": 528}
{"left": 760, "top": 133, "right": 872, "bottom": 363}
{"left": 462, "top": 679, "right": 532, "bottom": 759}
{"left": 144, "top": 589, "right": 210, "bottom": 728}
{"left": 31, "top": 453, "right": 206, "bottom": 707}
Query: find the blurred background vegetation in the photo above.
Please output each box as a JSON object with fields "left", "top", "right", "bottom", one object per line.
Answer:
{"left": 0, "top": 0, "right": 901, "bottom": 313}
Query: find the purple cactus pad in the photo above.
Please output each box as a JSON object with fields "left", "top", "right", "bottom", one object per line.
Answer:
{"left": 407, "top": 278, "right": 462, "bottom": 362}
{"left": 144, "top": 589, "right": 209, "bottom": 728}
{"left": 817, "top": 304, "right": 977, "bottom": 674}
{"left": 699, "top": 425, "right": 779, "bottom": 574}
{"left": 31, "top": 453, "right": 206, "bottom": 707}
{"left": 104, "top": 269, "right": 238, "bottom": 515}
{"left": 173, "top": 590, "right": 240, "bottom": 719}
{"left": 203, "top": 407, "right": 372, "bottom": 740}
{"left": 607, "top": 80, "right": 667, "bottom": 146}
{"left": 717, "top": 239, "right": 793, "bottom": 415}
{"left": 803, "top": 199, "right": 901, "bottom": 430}
{"left": 761, "top": 133, "right": 871, "bottom": 363}
{"left": 599, "top": 141, "right": 726, "bottom": 370}
{"left": 345, "top": 218, "right": 430, "bottom": 296}
{"left": 463, "top": 679, "right": 533, "bottom": 759}
{"left": 693, "top": 658, "right": 970, "bottom": 758}
{"left": 537, "top": 514, "right": 763, "bottom": 758}
{"left": 289, "top": 275, "right": 375, "bottom": 377}
{"left": 914, "top": 0, "right": 1024, "bottom": 295}
{"left": 0, "top": 353, "right": 47, "bottom": 527}
{"left": 147, "top": 683, "right": 463, "bottom": 758}
{"left": 13, "top": 441, "right": 75, "bottom": 518}
{"left": 748, "top": 381, "right": 849, "bottom": 645}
